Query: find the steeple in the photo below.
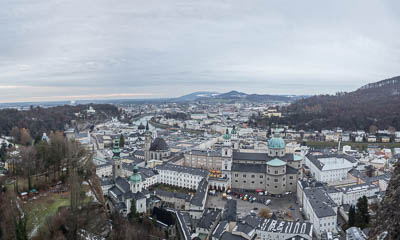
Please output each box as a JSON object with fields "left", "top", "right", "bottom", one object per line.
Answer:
{"left": 130, "top": 164, "right": 142, "bottom": 193}
{"left": 112, "top": 137, "right": 122, "bottom": 180}
{"left": 112, "top": 137, "right": 121, "bottom": 159}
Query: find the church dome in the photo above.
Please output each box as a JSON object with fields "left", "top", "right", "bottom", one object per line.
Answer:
{"left": 130, "top": 164, "right": 142, "bottom": 183}
{"left": 138, "top": 122, "right": 145, "bottom": 130}
{"left": 223, "top": 129, "right": 231, "bottom": 140}
{"left": 268, "top": 137, "right": 286, "bottom": 149}
{"left": 150, "top": 137, "right": 169, "bottom": 151}
{"left": 231, "top": 126, "right": 237, "bottom": 135}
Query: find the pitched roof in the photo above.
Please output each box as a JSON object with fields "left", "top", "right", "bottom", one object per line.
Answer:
{"left": 231, "top": 163, "right": 266, "bottom": 173}
{"left": 150, "top": 137, "right": 169, "bottom": 151}
{"left": 267, "top": 158, "right": 286, "bottom": 167}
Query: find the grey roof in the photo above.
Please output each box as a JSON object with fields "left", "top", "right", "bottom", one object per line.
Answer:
{"left": 97, "top": 162, "right": 112, "bottom": 168}
{"left": 134, "top": 150, "right": 144, "bottom": 156}
{"left": 176, "top": 211, "right": 192, "bottom": 240}
{"left": 220, "top": 232, "right": 247, "bottom": 240}
{"left": 223, "top": 200, "right": 237, "bottom": 222}
{"left": 124, "top": 191, "right": 146, "bottom": 201}
{"left": 231, "top": 163, "right": 266, "bottom": 173}
{"left": 100, "top": 177, "right": 114, "bottom": 186}
{"left": 156, "top": 163, "right": 209, "bottom": 178}
{"left": 154, "top": 189, "right": 191, "bottom": 201}
{"left": 190, "top": 178, "right": 208, "bottom": 207}
{"left": 150, "top": 137, "right": 169, "bottom": 151}
{"left": 340, "top": 183, "right": 379, "bottom": 194}
{"left": 138, "top": 167, "right": 158, "bottom": 179}
{"left": 234, "top": 222, "right": 255, "bottom": 235}
{"left": 286, "top": 165, "right": 299, "bottom": 174}
{"left": 233, "top": 151, "right": 269, "bottom": 162}
{"left": 304, "top": 187, "right": 337, "bottom": 218}
{"left": 307, "top": 153, "right": 356, "bottom": 170}
{"left": 241, "top": 215, "right": 313, "bottom": 236}
{"left": 189, "top": 149, "right": 221, "bottom": 157}
{"left": 108, "top": 186, "right": 123, "bottom": 201}
{"left": 197, "top": 208, "right": 222, "bottom": 230}
{"left": 115, "top": 177, "right": 131, "bottom": 193}
{"left": 212, "top": 220, "right": 228, "bottom": 239}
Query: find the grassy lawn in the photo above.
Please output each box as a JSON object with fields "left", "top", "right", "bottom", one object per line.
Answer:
{"left": 23, "top": 192, "right": 70, "bottom": 234}
{"left": 306, "top": 141, "right": 400, "bottom": 150}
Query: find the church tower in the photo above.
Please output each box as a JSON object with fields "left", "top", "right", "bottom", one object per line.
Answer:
{"left": 222, "top": 129, "right": 233, "bottom": 185}
{"left": 144, "top": 122, "right": 152, "bottom": 166}
{"left": 231, "top": 126, "right": 239, "bottom": 150}
{"left": 129, "top": 164, "right": 143, "bottom": 194}
{"left": 112, "top": 137, "right": 122, "bottom": 180}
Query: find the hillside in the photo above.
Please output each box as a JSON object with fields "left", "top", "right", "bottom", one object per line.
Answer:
{"left": 268, "top": 76, "right": 400, "bottom": 131}
{"left": 0, "top": 104, "right": 120, "bottom": 138}
{"left": 174, "top": 90, "right": 302, "bottom": 103}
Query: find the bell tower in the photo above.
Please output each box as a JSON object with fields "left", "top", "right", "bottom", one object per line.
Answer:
{"left": 222, "top": 129, "right": 232, "bottom": 186}
{"left": 112, "top": 137, "right": 122, "bottom": 180}
{"left": 129, "top": 164, "right": 142, "bottom": 194}
{"left": 144, "top": 122, "right": 152, "bottom": 166}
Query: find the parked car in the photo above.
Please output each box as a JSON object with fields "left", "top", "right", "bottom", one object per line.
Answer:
{"left": 265, "top": 199, "right": 271, "bottom": 206}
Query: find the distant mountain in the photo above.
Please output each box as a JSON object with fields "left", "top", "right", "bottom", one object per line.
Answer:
{"left": 216, "top": 90, "right": 248, "bottom": 99}
{"left": 267, "top": 76, "right": 400, "bottom": 131}
{"left": 174, "top": 90, "right": 306, "bottom": 103}
{"left": 173, "top": 91, "right": 219, "bottom": 101}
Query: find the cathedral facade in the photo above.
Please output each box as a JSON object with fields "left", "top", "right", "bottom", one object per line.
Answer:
{"left": 224, "top": 131, "right": 303, "bottom": 195}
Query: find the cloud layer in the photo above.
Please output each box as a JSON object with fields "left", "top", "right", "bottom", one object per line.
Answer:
{"left": 1, "top": 0, "right": 400, "bottom": 102}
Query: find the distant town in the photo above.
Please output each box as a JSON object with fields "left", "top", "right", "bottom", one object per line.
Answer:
{"left": 1, "top": 87, "right": 398, "bottom": 240}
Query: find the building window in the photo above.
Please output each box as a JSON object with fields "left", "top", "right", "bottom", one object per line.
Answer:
{"left": 289, "top": 176, "right": 294, "bottom": 179}
{"left": 251, "top": 181, "right": 254, "bottom": 184}
{"left": 243, "top": 180, "right": 246, "bottom": 183}
{"left": 260, "top": 175, "right": 263, "bottom": 178}
{"left": 260, "top": 182, "right": 263, "bottom": 184}
{"left": 275, "top": 171, "right": 278, "bottom": 174}
{"left": 243, "top": 174, "right": 246, "bottom": 178}
{"left": 235, "top": 180, "right": 238, "bottom": 182}
{"left": 274, "top": 179, "right": 278, "bottom": 182}
{"left": 275, "top": 186, "right": 278, "bottom": 188}
{"left": 251, "top": 175, "right": 255, "bottom": 178}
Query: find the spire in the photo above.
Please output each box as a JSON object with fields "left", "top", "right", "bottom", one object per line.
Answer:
{"left": 112, "top": 136, "right": 121, "bottom": 159}
{"left": 146, "top": 121, "right": 149, "bottom": 131}
{"left": 223, "top": 128, "right": 231, "bottom": 140}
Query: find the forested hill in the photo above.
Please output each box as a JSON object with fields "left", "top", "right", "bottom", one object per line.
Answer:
{"left": 267, "top": 76, "right": 400, "bottom": 131}
{"left": 0, "top": 104, "right": 120, "bottom": 139}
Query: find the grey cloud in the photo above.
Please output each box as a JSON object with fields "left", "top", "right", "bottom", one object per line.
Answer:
{"left": 0, "top": 0, "right": 399, "bottom": 102}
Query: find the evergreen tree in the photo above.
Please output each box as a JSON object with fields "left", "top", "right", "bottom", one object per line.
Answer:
{"left": 128, "top": 199, "right": 137, "bottom": 221}
{"left": 348, "top": 205, "right": 356, "bottom": 227}
{"left": 355, "top": 196, "right": 369, "bottom": 229}
{"left": 119, "top": 134, "right": 125, "bottom": 148}
{"left": 14, "top": 216, "right": 28, "bottom": 240}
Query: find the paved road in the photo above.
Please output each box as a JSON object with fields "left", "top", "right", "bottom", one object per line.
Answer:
{"left": 206, "top": 192, "right": 304, "bottom": 221}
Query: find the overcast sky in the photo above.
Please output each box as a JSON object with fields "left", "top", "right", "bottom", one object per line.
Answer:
{"left": 1, "top": 0, "right": 400, "bottom": 102}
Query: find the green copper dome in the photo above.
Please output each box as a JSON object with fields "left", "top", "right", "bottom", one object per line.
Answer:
{"left": 266, "top": 158, "right": 286, "bottom": 167}
{"left": 130, "top": 164, "right": 142, "bottom": 183}
{"left": 223, "top": 129, "right": 231, "bottom": 140}
{"left": 268, "top": 137, "right": 286, "bottom": 149}
{"left": 231, "top": 126, "right": 237, "bottom": 135}
{"left": 112, "top": 137, "right": 121, "bottom": 159}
